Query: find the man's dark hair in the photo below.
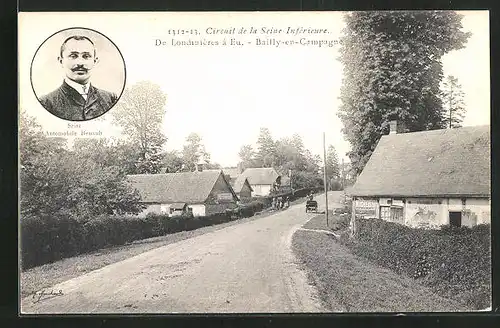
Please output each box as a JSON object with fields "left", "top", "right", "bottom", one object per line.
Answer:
{"left": 60, "top": 35, "right": 96, "bottom": 57}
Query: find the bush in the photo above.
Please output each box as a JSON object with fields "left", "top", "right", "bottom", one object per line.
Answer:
{"left": 20, "top": 210, "right": 234, "bottom": 270}
{"left": 342, "top": 218, "right": 491, "bottom": 310}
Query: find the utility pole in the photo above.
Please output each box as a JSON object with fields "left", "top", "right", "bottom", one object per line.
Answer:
{"left": 323, "top": 132, "right": 329, "bottom": 227}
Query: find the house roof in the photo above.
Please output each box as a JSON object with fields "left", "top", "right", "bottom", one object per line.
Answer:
{"left": 350, "top": 125, "right": 490, "bottom": 197}
{"left": 238, "top": 167, "right": 280, "bottom": 185}
{"left": 232, "top": 177, "right": 253, "bottom": 193}
{"left": 222, "top": 167, "right": 241, "bottom": 179}
{"left": 127, "top": 170, "right": 224, "bottom": 204}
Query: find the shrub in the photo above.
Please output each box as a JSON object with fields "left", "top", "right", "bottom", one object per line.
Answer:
{"left": 20, "top": 210, "right": 232, "bottom": 270}
{"left": 342, "top": 218, "right": 491, "bottom": 310}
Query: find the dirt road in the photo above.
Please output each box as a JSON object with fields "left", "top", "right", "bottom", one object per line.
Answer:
{"left": 21, "top": 192, "right": 344, "bottom": 314}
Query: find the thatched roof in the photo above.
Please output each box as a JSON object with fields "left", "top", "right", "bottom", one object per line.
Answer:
{"left": 238, "top": 167, "right": 280, "bottom": 185}
{"left": 127, "top": 170, "right": 232, "bottom": 204}
{"left": 232, "top": 177, "right": 253, "bottom": 193}
{"left": 350, "top": 125, "right": 490, "bottom": 197}
{"left": 222, "top": 167, "right": 241, "bottom": 179}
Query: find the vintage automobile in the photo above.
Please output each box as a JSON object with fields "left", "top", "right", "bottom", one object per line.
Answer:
{"left": 305, "top": 200, "right": 318, "bottom": 213}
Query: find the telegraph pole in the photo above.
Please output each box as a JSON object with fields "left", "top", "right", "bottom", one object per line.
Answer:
{"left": 323, "top": 132, "right": 329, "bottom": 226}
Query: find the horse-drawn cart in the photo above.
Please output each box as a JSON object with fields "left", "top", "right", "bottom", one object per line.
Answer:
{"left": 305, "top": 200, "right": 318, "bottom": 213}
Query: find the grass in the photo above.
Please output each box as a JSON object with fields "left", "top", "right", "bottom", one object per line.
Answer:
{"left": 20, "top": 205, "right": 285, "bottom": 299}
{"left": 291, "top": 229, "right": 467, "bottom": 312}
{"left": 302, "top": 211, "right": 342, "bottom": 231}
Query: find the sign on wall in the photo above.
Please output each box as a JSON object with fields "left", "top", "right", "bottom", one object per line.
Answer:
{"left": 217, "top": 193, "right": 234, "bottom": 201}
{"left": 355, "top": 199, "right": 378, "bottom": 217}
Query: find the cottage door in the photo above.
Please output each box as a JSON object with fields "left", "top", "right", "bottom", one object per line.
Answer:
{"left": 449, "top": 211, "right": 462, "bottom": 227}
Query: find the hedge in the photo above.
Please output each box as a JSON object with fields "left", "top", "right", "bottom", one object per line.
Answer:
{"left": 342, "top": 218, "right": 491, "bottom": 310}
{"left": 21, "top": 192, "right": 317, "bottom": 270}
{"left": 20, "top": 211, "right": 236, "bottom": 270}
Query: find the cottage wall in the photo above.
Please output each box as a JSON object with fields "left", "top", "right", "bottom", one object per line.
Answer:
{"left": 137, "top": 203, "right": 170, "bottom": 218}
{"left": 462, "top": 198, "right": 490, "bottom": 225}
{"left": 251, "top": 184, "right": 272, "bottom": 197}
{"left": 355, "top": 197, "right": 492, "bottom": 229}
{"left": 190, "top": 204, "right": 206, "bottom": 217}
{"left": 204, "top": 174, "right": 238, "bottom": 215}
{"left": 404, "top": 198, "right": 447, "bottom": 228}
{"left": 238, "top": 183, "right": 253, "bottom": 202}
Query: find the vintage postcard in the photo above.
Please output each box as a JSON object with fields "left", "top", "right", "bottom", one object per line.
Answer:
{"left": 18, "top": 11, "right": 491, "bottom": 314}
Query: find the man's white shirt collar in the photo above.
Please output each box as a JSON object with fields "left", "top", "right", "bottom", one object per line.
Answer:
{"left": 65, "top": 78, "right": 90, "bottom": 98}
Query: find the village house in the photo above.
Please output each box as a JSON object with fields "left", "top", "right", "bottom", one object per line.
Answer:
{"left": 231, "top": 176, "right": 253, "bottom": 203}
{"left": 127, "top": 169, "right": 239, "bottom": 217}
{"left": 237, "top": 167, "right": 282, "bottom": 197}
{"left": 349, "top": 122, "right": 490, "bottom": 229}
{"left": 222, "top": 167, "right": 242, "bottom": 185}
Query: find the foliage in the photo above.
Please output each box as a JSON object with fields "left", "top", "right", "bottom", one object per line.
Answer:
{"left": 338, "top": 11, "right": 471, "bottom": 175}
{"left": 236, "top": 129, "right": 324, "bottom": 189}
{"left": 160, "top": 150, "right": 185, "bottom": 173}
{"left": 19, "top": 112, "right": 144, "bottom": 220}
{"left": 21, "top": 211, "right": 239, "bottom": 270}
{"left": 72, "top": 138, "right": 141, "bottom": 174}
{"left": 326, "top": 145, "right": 340, "bottom": 179}
{"left": 291, "top": 171, "right": 324, "bottom": 189}
{"left": 256, "top": 127, "right": 277, "bottom": 167}
{"left": 111, "top": 81, "right": 168, "bottom": 174}
{"left": 237, "top": 144, "right": 257, "bottom": 171}
{"left": 181, "top": 132, "right": 211, "bottom": 172}
{"left": 238, "top": 199, "right": 268, "bottom": 217}
{"left": 440, "top": 75, "right": 466, "bottom": 128}
{"left": 343, "top": 218, "right": 491, "bottom": 310}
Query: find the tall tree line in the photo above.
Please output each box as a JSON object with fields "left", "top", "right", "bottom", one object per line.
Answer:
{"left": 338, "top": 11, "right": 471, "bottom": 176}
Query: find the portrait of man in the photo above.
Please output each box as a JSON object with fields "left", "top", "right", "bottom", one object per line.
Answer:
{"left": 34, "top": 32, "right": 124, "bottom": 121}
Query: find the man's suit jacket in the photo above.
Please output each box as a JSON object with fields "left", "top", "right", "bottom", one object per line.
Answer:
{"left": 39, "top": 81, "right": 119, "bottom": 121}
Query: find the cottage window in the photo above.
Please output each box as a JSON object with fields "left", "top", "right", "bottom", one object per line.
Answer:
{"left": 390, "top": 206, "right": 404, "bottom": 223}
{"left": 380, "top": 206, "right": 391, "bottom": 221}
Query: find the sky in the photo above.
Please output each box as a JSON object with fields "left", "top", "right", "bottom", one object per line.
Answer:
{"left": 19, "top": 11, "right": 490, "bottom": 168}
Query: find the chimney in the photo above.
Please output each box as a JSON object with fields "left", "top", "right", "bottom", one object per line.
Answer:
{"left": 389, "top": 120, "right": 397, "bottom": 135}
{"left": 196, "top": 155, "right": 206, "bottom": 172}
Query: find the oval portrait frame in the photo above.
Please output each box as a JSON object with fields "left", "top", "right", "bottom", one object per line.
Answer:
{"left": 30, "top": 26, "right": 127, "bottom": 122}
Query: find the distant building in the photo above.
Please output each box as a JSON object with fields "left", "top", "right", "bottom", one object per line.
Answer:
{"left": 231, "top": 177, "right": 253, "bottom": 203}
{"left": 236, "top": 167, "right": 281, "bottom": 197}
{"left": 350, "top": 122, "right": 490, "bottom": 229}
{"left": 127, "top": 169, "right": 239, "bottom": 217}
{"left": 222, "top": 167, "right": 242, "bottom": 185}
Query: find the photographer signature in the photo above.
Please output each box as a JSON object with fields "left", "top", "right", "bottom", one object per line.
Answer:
{"left": 32, "top": 289, "right": 64, "bottom": 303}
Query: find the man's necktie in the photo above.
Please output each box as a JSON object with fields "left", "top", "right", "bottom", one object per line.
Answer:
{"left": 81, "top": 85, "right": 88, "bottom": 100}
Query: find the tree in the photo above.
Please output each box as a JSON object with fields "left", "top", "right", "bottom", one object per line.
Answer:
{"left": 112, "top": 81, "right": 167, "bottom": 174}
{"left": 20, "top": 112, "right": 144, "bottom": 220}
{"left": 73, "top": 138, "right": 141, "bottom": 174}
{"left": 338, "top": 11, "right": 471, "bottom": 175}
{"left": 19, "top": 110, "right": 71, "bottom": 218}
{"left": 256, "top": 127, "right": 277, "bottom": 167}
{"left": 182, "top": 133, "right": 210, "bottom": 172}
{"left": 440, "top": 75, "right": 466, "bottom": 128}
{"left": 326, "top": 145, "right": 340, "bottom": 180}
{"left": 161, "top": 150, "right": 185, "bottom": 173}
{"left": 238, "top": 144, "right": 257, "bottom": 170}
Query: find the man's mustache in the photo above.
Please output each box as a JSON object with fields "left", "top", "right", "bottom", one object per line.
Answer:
{"left": 71, "top": 66, "right": 89, "bottom": 72}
